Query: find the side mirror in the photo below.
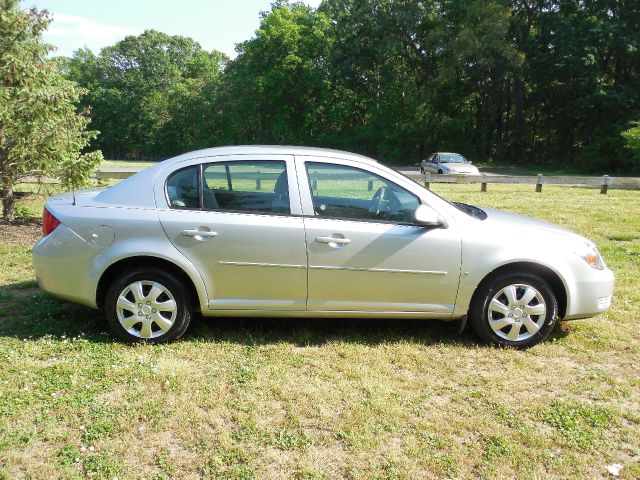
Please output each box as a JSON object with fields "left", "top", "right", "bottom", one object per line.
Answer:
{"left": 414, "top": 204, "right": 444, "bottom": 227}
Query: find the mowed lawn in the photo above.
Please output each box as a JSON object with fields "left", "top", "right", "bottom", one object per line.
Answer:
{"left": 0, "top": 183, "right": 638, "bottom": 479}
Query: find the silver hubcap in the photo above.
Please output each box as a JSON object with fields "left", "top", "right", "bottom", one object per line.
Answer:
{"left": 487, "top": 283, "right": 546, "bottom": 342}
{"left": 116, "top": 281, "right": 177, "bottom": 339}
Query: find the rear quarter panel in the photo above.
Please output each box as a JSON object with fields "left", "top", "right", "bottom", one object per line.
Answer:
{"left": 40, "top": 203, "right": 209, "bottom": 311}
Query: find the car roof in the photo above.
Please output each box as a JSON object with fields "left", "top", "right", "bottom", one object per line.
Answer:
{"left": 95, "top": 146, "right": 378, "bottom": 208}
{"left": 161, "top": 145, "right": 378, "bottom": 167}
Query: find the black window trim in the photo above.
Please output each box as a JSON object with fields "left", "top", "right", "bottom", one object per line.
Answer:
{"left": 166, "top": 159, "right": 294, "bottom": 217}
{"left": 303, "top": 161, "right": 421, "bottom": 225}
{"left": 197, "top": 163, "right": 204, "bottom": 209}
{"left": 165, "top": 160, "right": 426, "bottom": 226}
{"left": 164, "top": 164, "right": 202, "bottom": 211}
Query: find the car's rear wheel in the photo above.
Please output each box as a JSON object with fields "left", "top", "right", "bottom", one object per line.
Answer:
{"left": 105, "top": 268, "right": 192, "bottom": 343}
{"left": 469, "top": 271, "right": 558, "bottom": 348}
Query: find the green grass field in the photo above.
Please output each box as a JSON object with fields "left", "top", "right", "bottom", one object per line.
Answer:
{"left": 0, "top": 183, "right": 638, "bottom": 479}
{"left": 100, "top": 160, "right": 159, "bottom": 169}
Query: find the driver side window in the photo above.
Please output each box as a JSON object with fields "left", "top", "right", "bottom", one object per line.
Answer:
{"left": 305, "top": 162, "right": 420, "bottom": 223}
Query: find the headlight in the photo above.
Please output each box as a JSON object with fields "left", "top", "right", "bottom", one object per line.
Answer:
{"left": 576, "top": 243, "right": 605, "bottom": 270}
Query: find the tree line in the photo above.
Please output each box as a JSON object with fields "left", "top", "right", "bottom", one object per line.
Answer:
{"left": 61, "top": 0, "right": 640, "bottom": 173}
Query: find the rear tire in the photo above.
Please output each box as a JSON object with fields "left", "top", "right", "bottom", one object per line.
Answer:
{"left": 469, "top": 271, "right": 558, "bottom": 348}
{"left": 105, "top": 267, "right": 192, "bottom": 343}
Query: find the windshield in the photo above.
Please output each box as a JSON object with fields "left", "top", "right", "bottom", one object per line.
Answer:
{"left": 392, "top": 168, "right": 486, "bottom": 219}
{"left": 439, "top": 153, "right": 466, "bottom": 163}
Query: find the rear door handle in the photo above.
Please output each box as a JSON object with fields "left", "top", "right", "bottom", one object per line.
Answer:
{"left": 316, "top": 235, "right": 351, "bottom": 245}
{"left": 182, "top": 229, "right": 218, "bottom": 238}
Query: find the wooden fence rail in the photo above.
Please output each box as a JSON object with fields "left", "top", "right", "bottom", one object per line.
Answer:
{"left": 409, "top": 173, "right": 640, "bottom": 194}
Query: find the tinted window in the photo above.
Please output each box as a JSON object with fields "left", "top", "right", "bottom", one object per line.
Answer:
{"left": 166, "top": 166, "right": 200, "bottom": 209}
{"left": 203, "top": 161, "right": 290, "bottom": 214}
{"left": 305, "top": 162, "right": 420, "bottom": 223}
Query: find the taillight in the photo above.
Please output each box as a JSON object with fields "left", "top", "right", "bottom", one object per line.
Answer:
{"left": 42, "top": 208, "right": 61, "bottom": 236}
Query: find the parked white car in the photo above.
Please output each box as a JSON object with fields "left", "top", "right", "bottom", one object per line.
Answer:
{"left": 33, "top": 146, "right": 613, "bottom": 347}
{"left": 420, "top": 152, "right": 480, "bottom": 175}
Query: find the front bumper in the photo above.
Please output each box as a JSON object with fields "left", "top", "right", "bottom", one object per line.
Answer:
{"left": 563, "top": 266, "right": 615, "bottom": 320}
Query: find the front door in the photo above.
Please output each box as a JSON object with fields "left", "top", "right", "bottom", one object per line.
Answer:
{"left": 300, "top": 160, "right": 461, "bottom": 313}
{"left": 157, "top": 156, "right": 307, "bottom": 311}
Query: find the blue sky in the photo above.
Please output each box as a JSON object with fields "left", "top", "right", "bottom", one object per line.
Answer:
{"left": 21, "top": 0, "right": 322, "bottom": 58}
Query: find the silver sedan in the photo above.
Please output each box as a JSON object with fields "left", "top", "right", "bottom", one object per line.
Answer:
{"left": 33, "top": 146, "right": 614, "bottom": 347}
{"left": 420, "top": 152, "right": 480, "bottom": 175}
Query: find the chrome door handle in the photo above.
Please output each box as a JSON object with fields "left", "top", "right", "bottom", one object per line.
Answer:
{"left": 316, "top": 236, "right": 351, "bottom": 245}
{"left": 182, "top": 229, "right": 217, "bottom": 238}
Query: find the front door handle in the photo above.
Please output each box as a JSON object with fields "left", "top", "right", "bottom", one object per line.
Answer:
{"left": 182, "top": 228, "right": 218, "bottom": 238}
{"left": 316, "top": 235, "right": 351, "bottom": 245}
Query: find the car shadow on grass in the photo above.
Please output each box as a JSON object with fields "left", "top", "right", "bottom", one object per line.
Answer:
{"left": 187, "top": 314, "right": 477, "bottom": 348}
{"left": 0, "top": 281, "right": 479, "bottom": 347}
{"left": 548, "top": 321, "right": 573, "bottom": 342}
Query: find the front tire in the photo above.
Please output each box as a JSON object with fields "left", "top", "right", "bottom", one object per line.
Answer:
{"left": 469, "top": 271, "right": 558, "bottom": 348}
{"left": 105, "top": 267, "right": 192, "bottom": 343}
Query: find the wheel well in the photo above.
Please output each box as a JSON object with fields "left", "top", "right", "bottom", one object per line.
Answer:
{"left": 470, "top": 262, "right": 567, "bottom": 318}
{"left": 96, "top": 256, "right": 200, "bottom": 311}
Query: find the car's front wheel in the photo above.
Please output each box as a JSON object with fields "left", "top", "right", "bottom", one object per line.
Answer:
{"left": 469, "top": 271, "right": 558, "bottom": 348}
{"left": 105, "top": 268, "right": 192, "bottom": 343}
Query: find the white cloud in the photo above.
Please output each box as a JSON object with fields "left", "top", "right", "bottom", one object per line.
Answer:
{"left": 45, "top": 13, "right": 140, "bottom": 56}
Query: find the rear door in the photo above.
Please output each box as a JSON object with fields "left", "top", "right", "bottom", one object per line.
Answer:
{"left": 157, "top": 155, "right": 308, "bottom": 311}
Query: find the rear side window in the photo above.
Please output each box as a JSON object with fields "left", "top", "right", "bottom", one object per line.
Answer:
{"left": 167, "top": 166, "right": 200, "bottom": 209}
{"left": 203, "top": 161, "right": 290, "bottom": 214}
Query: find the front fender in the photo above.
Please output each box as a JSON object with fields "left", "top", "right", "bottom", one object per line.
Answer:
{"left": 454, "top": 240, "right": 575, "bottom": 317}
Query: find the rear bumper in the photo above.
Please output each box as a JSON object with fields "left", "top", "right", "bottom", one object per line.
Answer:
{"left": 33, "top": 225, "right": 99, "bottom": 308}
{"left": 564, "top": 267, "right": 615, "bottom": 320}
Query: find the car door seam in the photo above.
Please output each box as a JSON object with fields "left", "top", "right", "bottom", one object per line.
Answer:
{"left": 293, "top": 156, "right": 312, "bottom": 310}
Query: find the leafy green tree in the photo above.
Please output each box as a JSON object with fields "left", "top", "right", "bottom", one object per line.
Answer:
{"left": 0, "top": 0, "right": 103, "bottom": 221}
{"left": 320, "top": 0, "right": 520, "bottom": 161}
{"left": 219, "top": 2, "right": 341, "bottom": 146}
{"left": 64, "top": 31, "right": 228, "bottom": 158}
